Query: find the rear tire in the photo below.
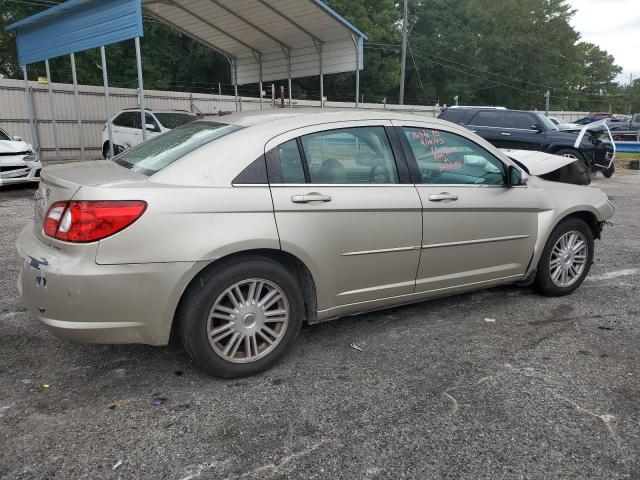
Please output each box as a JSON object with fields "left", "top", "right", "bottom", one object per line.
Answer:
{"left": 177, "top": 256, "right": 304, "bottom": 378}
{"left": 534, "top": 218, "right": 594, "bottom": 296}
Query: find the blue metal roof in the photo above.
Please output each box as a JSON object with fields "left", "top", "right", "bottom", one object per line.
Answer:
{"left": 6, "top": 0, "right": 143, "bottom": 65}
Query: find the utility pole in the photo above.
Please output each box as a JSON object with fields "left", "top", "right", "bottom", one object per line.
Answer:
{"left": 399, "top": 0, "right": 408, "bottom": 105}
{"left": 544, "top": 90, "right": 550, "bottom": 116}
{"left": 629, "top": 73, "right": 633, "bottom": 115}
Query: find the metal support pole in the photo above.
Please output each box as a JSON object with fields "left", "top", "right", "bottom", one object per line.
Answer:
{"left": 134, "top": 37, "right": 147, "bottom": 141}
{"left": 21, "top": 65, "right": 39, "bottom": 155}
{"left": 399, "top": 0, "right": 408, "bottom": 105}
{"left": 544, "top": 90, "right": 550, "bottom": 117}
{"left": 259, "top": 56, "right": 264, "bottom": 110}
{"left": 44, "top": 59, "right": 60, "bottom": 160}
{"left": 352, "top": 34, "right": 360, "bottom": 109}
{"left": 100, "top": 46, "right": 114, "bottom": 159}
{"left": 271, "top": 83, "right": 275, "bottom": 109}
{"left": 218, "top": 82, "right": 222, "bottom": 111}
{"left": 70, "top": 53, "right": 85, "bottom": 160}
{"left": 233, "top": 59, "right": 240, "bottom": 111}
{"left": 319, "top": 45, "right": 324, "bottom": 108}
{"left": 287, "top": 50, "right": 292, "bottom": 108}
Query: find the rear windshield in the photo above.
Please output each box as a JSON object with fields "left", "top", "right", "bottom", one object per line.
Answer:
{"left": 113, "top": 121, "right": 241, "bottom": 175}
{"left": 155, "top": 112, "right": 197, "bottom": 129}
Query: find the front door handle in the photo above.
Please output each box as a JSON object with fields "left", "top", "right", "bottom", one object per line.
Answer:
{"left": 428, "top": 192, "right": 458, "bottom": 202}
{"left": 501, "top": 132, "right": 512, "bottom": 136}
{"left": 291, "top": 193, "right": 332, "bottom": 203}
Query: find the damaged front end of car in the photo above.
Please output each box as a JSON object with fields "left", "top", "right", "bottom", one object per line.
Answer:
{"left": 502, "top": 149, "right": 592, "bottom": 185}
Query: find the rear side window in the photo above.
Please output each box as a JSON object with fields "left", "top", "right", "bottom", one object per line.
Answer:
{"left": 266, "top": 139, "right": 306, "bottom": 183}
{"left": 439, "top": 109, "right": 465, "bottom": 124}
{"left": 113, "top": 121, "right": 241, "bottom": 175}
{"left": 300, "top": 127, "right": 399, "bottom": 184}
{"left": 469, "top": 111, "right": 503, "bottom": 127}
{"left": 505, "top": 112, "right": 537, "bottom": 130}
{"left": 113, "top": 112, "right": 137, "bottom": 128}
{"left": 402, "top": 127, "right": 505, "bottom": 185}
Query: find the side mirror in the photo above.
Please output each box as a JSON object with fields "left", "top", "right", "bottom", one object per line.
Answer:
{"left": 145, "top": 123, "right": 157, "bottom": 132}
{"left": 12, "top": 135, "right": 22, "bottom": 141}
{"left": 508, "top": 165, "right": 528, "bottom": 186}
{"left": 531, "top": 123, "right": 543, "bottom": 132}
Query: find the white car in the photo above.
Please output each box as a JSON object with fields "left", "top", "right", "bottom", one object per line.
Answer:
{"left": 101, "top": 108, "right": 198, "bottom": 158}
{"left": 548, "top": 116, "right": 581, "bottom": 131}
{"left": 0, "top": 128, "right": 41, "bottom": 187}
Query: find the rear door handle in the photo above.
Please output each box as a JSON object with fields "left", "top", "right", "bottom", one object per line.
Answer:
{"left": 501, "top": 132, "right": 512, "bottom": 136}
{"left": 291, "top": 193, "right": 332, "bottom": 203}
{"left": 428, "top": 192, "right": 458, "bottom": 202}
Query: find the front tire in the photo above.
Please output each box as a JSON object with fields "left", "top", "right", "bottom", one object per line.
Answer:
{"left": 603, "top": 163, "right": 615, "bottom": 178}
{"left": 178, "top": 256, "right": 304, "bottom": 378}
{"left": 534, "top": 218, "right": 594, "bottom": 296}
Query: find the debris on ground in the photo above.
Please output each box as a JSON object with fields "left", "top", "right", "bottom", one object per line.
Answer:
{"left": 484, "top": 318, "right": 496, "bottom": 323}
{"left": 173, "top": 403, "right": 190, "bottom": 412}
{"left": 350, "top": 342, "right": 363, "bottom": 352}
{"left": 151, "top": 397, "right": 167, "bottom": 406}
{"left": 41, "top": 384, "right": 50, "bottom": 389}
{"left": 174, "top": 370, "right": 183, "bottom": 376}
{"left": 112, "top": 460, "right": 123, "bottom": 470}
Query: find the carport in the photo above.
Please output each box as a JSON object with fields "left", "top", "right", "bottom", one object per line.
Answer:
{"left": 7, "top": 0, "right": 367, "bottom": 161}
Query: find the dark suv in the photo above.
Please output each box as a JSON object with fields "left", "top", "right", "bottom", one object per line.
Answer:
{"left": 438, "top": 107, "right": 614, "bottom": 176}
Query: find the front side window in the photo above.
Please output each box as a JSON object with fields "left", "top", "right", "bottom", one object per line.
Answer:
{"left": 113, "top": 121, "right": 241, "bottom": 175}
{"left": 300, "top": 127, "right": 399, "bottom": 184}
{"left": 0, "top": 129, "right": 10, "bottom": 141}
{"left": 402, "top": 127, "right": 505, "bottom": 185}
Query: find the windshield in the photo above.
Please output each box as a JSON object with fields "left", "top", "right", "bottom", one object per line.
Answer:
{"left": 155, "top": 112, "right": 198, "bottom": 129}
{"left": 113, "top": 121, "right": 241, "bottom": 175}
{"left": 0, "top": 129, "right": 10, "bottom": 141}
{"left": 539, "top": 115, "right": 558, "bottom": 130}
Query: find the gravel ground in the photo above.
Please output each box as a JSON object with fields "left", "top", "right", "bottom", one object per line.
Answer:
{"left": 0, "top": 170, "right": 639, "bottom": 480}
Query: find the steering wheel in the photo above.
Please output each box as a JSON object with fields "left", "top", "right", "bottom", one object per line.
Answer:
{"left": 369, "top": 165, "right": 390, "bottom": 183}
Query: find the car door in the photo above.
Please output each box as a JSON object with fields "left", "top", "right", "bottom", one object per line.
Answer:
{"left": 266, "top": 121, "right": 422, "bottom": 313}
{"left": 392, "top": 120, "right": 540, "bottom": 294}
{"left": 500, "top": 111, "right": 545, "bottom": 150}
{"left": 467, "top": 110, "right": 505, "bottom": 146}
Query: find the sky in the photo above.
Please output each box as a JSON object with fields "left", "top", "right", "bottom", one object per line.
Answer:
{"left": 567, "top": 0, "right": 640, "bottom": 85}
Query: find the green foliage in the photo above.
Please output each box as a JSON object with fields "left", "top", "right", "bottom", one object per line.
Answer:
{"left": 0, "top": 0, "right": 630, "bottom": 112}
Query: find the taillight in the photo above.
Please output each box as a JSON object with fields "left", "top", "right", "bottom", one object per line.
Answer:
{"left": 43, "top": 200, "right": 147, "bottom": 243}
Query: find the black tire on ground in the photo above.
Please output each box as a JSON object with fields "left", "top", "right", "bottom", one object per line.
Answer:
{"left": 177, "top": 256, "right": 304, "bottom": 378}
{"left": 102, "top": 142, "right": 123, "bottom": 159}
{"left": 603, "top": 163, "right": 615, "bottom": 178}
{"left": 534, "top": 217, "right": 594, "bottom": 297}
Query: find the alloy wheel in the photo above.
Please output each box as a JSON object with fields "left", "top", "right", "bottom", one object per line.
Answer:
{"left": 207, "top": 278, "right": 289, "bottom": 363}
{"left": 549, "top": 230, "right": 588, "bottom": 287}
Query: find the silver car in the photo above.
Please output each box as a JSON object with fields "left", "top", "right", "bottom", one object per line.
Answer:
{"left": 16, "top": 110, "right": 614, "bottom": 377}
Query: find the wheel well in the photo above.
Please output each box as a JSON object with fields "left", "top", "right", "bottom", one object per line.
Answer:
{"left": 563, "top": 211, "right": 602, "bottom": 239}
{"left": 170, "top": 249, "right": 318, "bottom": 342}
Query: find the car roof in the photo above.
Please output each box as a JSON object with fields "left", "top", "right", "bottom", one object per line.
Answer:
{"left": 201, "top": 108, "right": 451, "bottom": 128}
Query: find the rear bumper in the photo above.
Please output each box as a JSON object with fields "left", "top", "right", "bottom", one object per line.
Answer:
{"left": 16, "top": 225, "right": 200, "bottom": 346}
